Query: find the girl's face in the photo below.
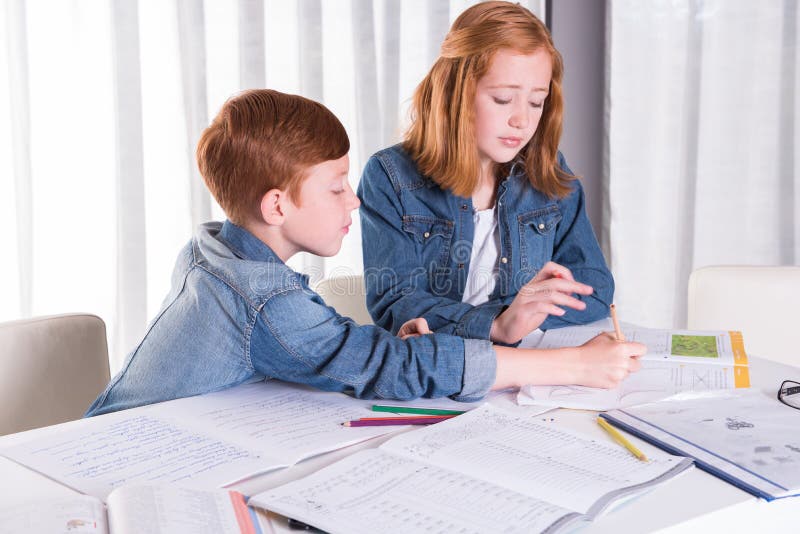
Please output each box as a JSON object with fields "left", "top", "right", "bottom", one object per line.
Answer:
{"left": 473, "top": 48, "right": 552, "bottom": 171}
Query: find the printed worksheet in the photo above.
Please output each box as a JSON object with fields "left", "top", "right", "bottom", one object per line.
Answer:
{"left": 536, "top": 326, "right": 748, "bottom": 367}
{"left": 518, "top": 360, "right": 751, "bottom": 410}
{"left": 255, "top": 449, "right": 575, "bottom": 534}
{"left": 250, "top": 404, "right": 693, "bottom": 534}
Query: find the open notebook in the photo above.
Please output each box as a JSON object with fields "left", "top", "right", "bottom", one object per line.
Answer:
{"left": 250, "top": 404, "right": 693, "bottom": 533}
{"left": 1, "top": 382, "right": 403, "bottom": 500}
{"left": 519, "top": 326, "right": 751, "bottom": 410}
{"left": 0, "top": 486, "right": 261, "bottom": 533}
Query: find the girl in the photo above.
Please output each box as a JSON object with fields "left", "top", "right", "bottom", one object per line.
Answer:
{"left": 359, "top": 1, "right": 613, "bottom": 347}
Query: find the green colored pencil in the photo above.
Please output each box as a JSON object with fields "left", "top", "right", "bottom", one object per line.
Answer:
{"left": 371, "top": 405, "right": 466, "bottom": 416}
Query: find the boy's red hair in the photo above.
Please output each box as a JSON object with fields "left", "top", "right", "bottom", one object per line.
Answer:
{"left": 197, "top": 89, "right": 349, "bottom": 224}
{"left": 404, "top": 1, "right": 572, "bottom": 198}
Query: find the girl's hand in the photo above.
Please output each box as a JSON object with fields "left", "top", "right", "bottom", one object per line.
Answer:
{"left": 573, "top": 333, "right": 645, "bottom": 388}
{"left": 397, "top": 317, "right": 432, "bottom": 340}
{"left": 490, "top": 262, "right": 594, "bottom": 345}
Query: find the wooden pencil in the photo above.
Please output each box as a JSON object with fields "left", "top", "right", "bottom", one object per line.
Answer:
{"left": 610, "top": 303, "right": 626, "bottom": 341}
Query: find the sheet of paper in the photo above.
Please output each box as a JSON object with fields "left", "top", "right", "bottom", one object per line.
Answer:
{"left": 1, "top": 414, "right": 275, "bottom": 500}
{"left": 518, "top": 360, "right": 750, "bottom": 410}
{"left": 519, "top": 319, "right": 620, "bottom": 349}
{"left": 250, "top": 448, "right": 580, "bottom": 534}
{"left": 613, "top": 390, "right": 800, "bottom": 497}
{"left": 0, "top": 495, "right": 107, "bottom": 533}
{"left": 161, "top": 382, "right": 400, "bottom": 460}
{"left": 381, "top": 404, "right": 691, "bottom": 516}
{"left": 107, "top": 486, "right": 253, "bottom": 534}
{"left": 536, "top": 326, "right": 746, "bottom": 366}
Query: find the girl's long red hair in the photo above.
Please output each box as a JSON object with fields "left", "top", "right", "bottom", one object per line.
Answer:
{"left": 404, "top": 1, "right": 572, "bottom": 198}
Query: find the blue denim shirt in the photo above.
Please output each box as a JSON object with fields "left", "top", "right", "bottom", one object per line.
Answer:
{"left": 86, "top": 221, "right": 496, "bottom": 416}
{"left": 358, "top": 144, "right": 614, "bottom": 340}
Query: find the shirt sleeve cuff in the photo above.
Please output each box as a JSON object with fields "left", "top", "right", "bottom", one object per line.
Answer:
{"left": 452, "top": 339, "right": 496, "bottom": 402}
{"left": 455, "top": 303, "right": 505, "bottom": 340}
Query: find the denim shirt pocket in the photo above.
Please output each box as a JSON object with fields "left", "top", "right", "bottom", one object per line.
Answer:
{"left": 402, "top": 215, "right": 454, "bottom": 270}
{"left": 518, "top": 206, "right": 562, "bottom": 272}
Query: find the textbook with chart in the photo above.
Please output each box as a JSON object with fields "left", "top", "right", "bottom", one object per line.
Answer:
{"left": 0, "top": 486, "right": 261, "bottom": 533}
{"left": 602, "top": 389, "right": 800, "bottom": 500}
{"left": 250, "top": 404, "right": 693, "bottom": 533}
{"left": 518, "top": 326, "right": 751, "bottom": 410}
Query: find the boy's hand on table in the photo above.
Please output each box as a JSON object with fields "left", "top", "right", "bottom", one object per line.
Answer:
{"left": 397, "top": 317, "right": 432, "bottom": 340}
{"left": 490, "top": 261, "right": 594, "bottom": 345}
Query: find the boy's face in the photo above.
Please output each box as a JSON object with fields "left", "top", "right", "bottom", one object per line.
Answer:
{"left": 281, "top": 154, "right": 360, "bottom": 258}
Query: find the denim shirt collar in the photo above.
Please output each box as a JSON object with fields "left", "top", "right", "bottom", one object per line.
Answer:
{"left": 217, "top": 220, "right": 312, "bottom": 288}
{"left": 217, "top": 220, "right": 285, "bottom": 265}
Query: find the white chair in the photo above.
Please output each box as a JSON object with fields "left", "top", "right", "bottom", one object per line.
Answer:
{"left": 687, "top": 266, "right": 800, "bottom": 367}
{"left": 313, "top": 274, "right": 373, "bottom": 325}
{"left": 0, "top": 313, "right": 111, "bottom": 435}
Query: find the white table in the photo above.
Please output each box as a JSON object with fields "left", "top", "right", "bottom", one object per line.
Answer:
{"left": 2, "top": 356, "right": 798, "bottom": 533}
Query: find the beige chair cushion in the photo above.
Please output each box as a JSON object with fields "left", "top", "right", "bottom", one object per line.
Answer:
{"left": 0, "top": 313, "right": 111, "bottom": 435}
{"left": 313, "top": 275, "right": 373, "bottom": 325}
{"left": 688, "top": 266, "right": 800, "bottom": 367}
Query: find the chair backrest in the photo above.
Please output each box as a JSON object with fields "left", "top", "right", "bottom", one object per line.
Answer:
{"left": 687, "top": 266, "right": 800, "bottom": 367}
{"left": 313, "top": 275, "right": 373, "bottom": 325}
{"left": 0, "top": 313, "right": 111, "bottom": 435}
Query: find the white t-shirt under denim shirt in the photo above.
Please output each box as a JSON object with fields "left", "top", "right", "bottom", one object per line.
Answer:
{"left": 463, "top": 206, "right": 544, "bottom": 346}
{"left": 462, "top": 207, "right": 500, "bottom": 306}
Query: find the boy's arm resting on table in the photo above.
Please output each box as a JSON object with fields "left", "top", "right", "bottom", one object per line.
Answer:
{"left": 250, "top": 288, "right": 496, "bottom": 402}
{"left": 494, "top": 334, "right": 645, "bottom": 390}
{"left": 540, "top": 161, "right": 614, "bottom": 330}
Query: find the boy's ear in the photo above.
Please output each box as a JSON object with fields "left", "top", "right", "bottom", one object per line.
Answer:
{"left": 259, "top": 189, "right": 289, "bottom": 226}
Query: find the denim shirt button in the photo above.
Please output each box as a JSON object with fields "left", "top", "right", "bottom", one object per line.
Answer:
{"left": 501, "top": 257, "right": 508, "bottom": 264}
{"left": 423, "top": 231, "right": 430, "bottom": 239}
{"left": 460, "top": 204, "right": 468, "bottom": 211}
{"left": 538, "top": 223, "right": 545, "bottom": 230}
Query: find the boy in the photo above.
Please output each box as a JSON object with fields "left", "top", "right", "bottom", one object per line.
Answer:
{"left": 87, "top": 89, "right": 642, "bottom": 416}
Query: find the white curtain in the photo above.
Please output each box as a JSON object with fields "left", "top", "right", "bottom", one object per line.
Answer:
{"left": 1, "top": 0, "right": 546, "bottom": 372}
{"left": 605, "top": 0, "right": 799, "bottom": 328}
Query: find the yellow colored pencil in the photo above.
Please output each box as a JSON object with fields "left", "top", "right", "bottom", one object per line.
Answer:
{"left": 597, "top": 417, "right": 648, "bottom": 462}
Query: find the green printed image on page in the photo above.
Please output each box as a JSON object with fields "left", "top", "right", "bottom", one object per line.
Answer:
{"left": 670, "top": 335, "right": 719, "bottom": 358}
